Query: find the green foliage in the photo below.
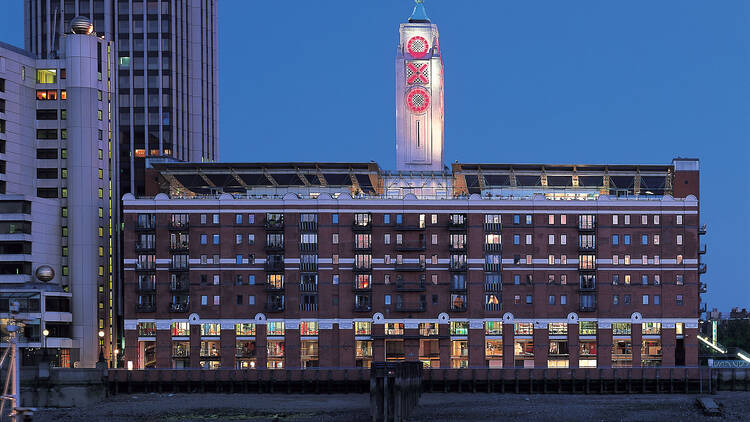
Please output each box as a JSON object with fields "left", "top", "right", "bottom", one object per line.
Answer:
{"left": 718, "top": 320, "right": 750, "bottom": 351}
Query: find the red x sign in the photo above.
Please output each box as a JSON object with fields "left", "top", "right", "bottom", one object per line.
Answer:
{"left": 407, "top": 62, "right": 428, "bottom": 85}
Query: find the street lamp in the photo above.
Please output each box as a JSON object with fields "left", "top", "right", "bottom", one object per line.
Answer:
{"left": 42, "top": 329, "right": 49, "bottom": 362}
{"left": 98, "top": 330, "right": 105, "bottom": 363}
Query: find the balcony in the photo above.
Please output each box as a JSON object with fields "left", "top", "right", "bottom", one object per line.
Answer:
{"left": 483, "top": 222, "right": 502, "bottom": 233}
{"left": 449, "top": 262, "right": 468, "bottom": 272}
{"left": 299, "top": 242, "right": 318, "bottom": 252}
{"left": 137, "top": 282, "right": 156, "bottom": 293}
{"left": 170, "top": 279, "right": 189, "bottom": 292}
{"left": 395, "top": 301, "right": 426, "bottom": 313}
{"left": 265, "top": 282, "right": 285, "bottom": 292}
{"left": 300, "top": 262, "right": 318, "bottom": 272}
{"left": 168, "top": 221, "right": 189, "bottom": 231}
{"left": 265, "top": 302, "right": 285, "bottom": 312}
{"left": 353, "top": 244, "right": 372, "bottom": 252}
{"left": 579, "top": 277, "right": 596, "bottom": 291}
{"left": 299, "top": 282, "right": 318, "bottom": 292}
{"left": 135, "top": 222, "right": 156, "bottom": 232}
{"left": 450, "top": 304, "right": 467, "bottom": 312}
{"left": 236, "top": 348, "right": 256, "bottom": 359}
{"left": 136, "top": 303, "right": 155, "bottom": 313}
{"left": 395, "top": 223, "right": 425, "bottom": 231}
{"left": 299, "top": 303, "right": 318, "bottom": 312}
{"left": 699, "top": 263, "right": 707, "bottom": 274}
{"left": 449, "top": 283, "right": 467, "bottom": 293}
{"left": 352, "top": 221, "right": 372, "bottom": 232}
{"left": 169, "top": 242, "right": 189, "bottom": 253}
{"left": 699, "top": 224, "right": 707, "bottom": 235}
{"left": 353, "top": 282, "right": 372, "bottom": 292}
{"left": 699, "top": 244, "right": 707, "bottom": 255}
{"left": 169, "top": 303, "right": 188, "bottom": 313}
{"left": 354, "top": 303, "right": 372, "bottom": 312}
{"left": 483, "top": 263, "right": 501, "bottom": 272}
{"left": 395, "top": 242, "right": 426, "bottom": 252}
{"left": 448, "top": 216, "right": 467, "bottom": 231}
{"left": 449, "top": 244, "right": 467, "bottom": 253}
{"left": 135, "top": 263, "right": 156, "bottom": 272}
{"left": 578, "top": 221, "right": 597, "bottom": 232}
{"left": 135, "top": 242, "right": 155, "bottom": 253}
{"left": 579, "top": 304, "right": 596, "bottom": 312}
{"left": 484, "top": 243, "right": 502, "bottom": 252}
{"left": 353, "top": 263, "right": 372, "bottom": 273}
{"left": 172, "top": 348, "right": 189, "bottom": 358}
{"left": 578, "top": 244, "right": 596, "bottom": 253}
{"left": 299, "top": 221, "right": 317, "bottom": 232}
{"left": 485, "top": 302, "right": 502, "bottom": 312}
{"left": 264, "top": 219, "right": 284, "bottom": 231}
{"left": 700, "top": 282, "right": 707, "bottom": 294}
{"left": 264, "top": 243, "right": 285, "bottom": 253}
{"left": 484, "top": 281, "right": 502, "bottom": 292}
{"left": 169, "top": 264, "right": 189, "bottom": 272}
{"left": 396, "top": 278, "right": 425, "bottom": 292}
{"left": 264, "top": 260, "right": 285, "bottom": 272}
{"left": 395, "top": 262, "right": 426, "bottom": 272}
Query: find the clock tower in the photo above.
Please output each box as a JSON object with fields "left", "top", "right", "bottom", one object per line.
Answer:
{"left": 395, "top": 0, "right": 445, "bottom": 172}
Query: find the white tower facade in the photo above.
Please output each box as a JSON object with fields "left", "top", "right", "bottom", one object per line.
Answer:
{"left": 395, "top": 1, "right": 444, "bottom": 172}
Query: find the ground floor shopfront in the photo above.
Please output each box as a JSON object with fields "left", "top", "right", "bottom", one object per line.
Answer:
{"left": 124, "top": 314, "right": 699, "bottom": 370}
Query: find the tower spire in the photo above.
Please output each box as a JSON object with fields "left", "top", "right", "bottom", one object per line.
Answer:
{"left": 409, "top": 0, "right": 431, "bottom": 23}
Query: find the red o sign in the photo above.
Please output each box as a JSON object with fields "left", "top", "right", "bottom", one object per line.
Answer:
{"left": 406, "top": 87, "right": 430, "bottom": 114}
{"left": 407, "top": 36, "right": 430, "bottom": 59}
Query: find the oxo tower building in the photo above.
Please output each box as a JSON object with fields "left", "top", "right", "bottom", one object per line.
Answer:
{"left": 395, "top": 1, "right": 445, "bottom": 172}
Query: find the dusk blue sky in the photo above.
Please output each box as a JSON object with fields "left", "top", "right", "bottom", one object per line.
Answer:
{"left": 1, "top": 1, "right": 748, "bottom": 311}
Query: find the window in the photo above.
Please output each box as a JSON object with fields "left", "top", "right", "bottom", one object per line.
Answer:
{"left": 641, "top": 235, "right": 648, "bottom": 245}
{"left": 613, "top": 215, "right": 619, "bottom": 225}
{"left": 624, "top": 215, "right": 631, "bottom": 225}
{"left": 676, "top": 235, "right": 683, "bottom": 245}
{"left": 235, "top": 214, "right": 242, "bottom": 224}
{"left": 548, "top": 255, "right": 554, "bottom": 265}
{"left": 654, "top": 275, "right": 660, "bottom": 285}
{"left": 201, "top": 214, "right": 207, "bottom": 224}
{"left": 525, "top": 215, "right": 532, "bottom": 225}
{"left": 525, "top": 295, "right": 532, "bottom": 304}
{"left": 624, "top": 235, "right": 631, "bottom": 245}
{"left": 654, "top": 295, "right": 660, "bottom": 305}
{"left": 642, "top": 275, "right": 648, "bottom": 285}
{"left": 654, "top": 234, "right": 660, "bottom": 245}
{"left": 332, "top": 233, "right": 339, "bottom": 244}
{"left": 612, "top": 323, "right": 631, "bottom": 336}
{"left": 513, "top": 215, "right": 520, "bottom": 225}
{"left": 514, "top": 323, "right": 533, "bottom": 336}
{"left": 624, "top": 295, "right": 631, "bottom": 304}
{"left": 200, "top": 234, "right": 207, "bottom": 245}
{"left": 332, "top": 274, "right": 339, "bottom": 284}
{"left": 548, "top": 234, "right": 555, "bottom": 245}
{"left": 642, "top": 295, "right": 649, "bottom": 305}
{"left": 641, "top": 215, "right": 648, "bottom": 225}
{"left": 431, "top": 214, "right": 438, "bottom": 224}
{"left": 525, "top": 234, "right": 532, "bottom": 245}
{"left": 548, "top": 295, "right": 555, "bottom": 305}
{"left": 624, "top": 255, "right": 631, "bottom": 265}
{"left": 450, "top": 321, "right": 469, "bottom": 336}
{"left": 676, "top": 295, "right": 683, "bottom": 305}
{"left": 212, "top": 234, "right": 220, "bottom": 244}
{"left": 36, "top": 69, "right": 57, "bottom": 83}
{"left": 249, "top": 275, "right": 255, "bottom": 285}
{"left": 248, "top": 234, "right": 255, "bottom": 245}
{"left": 676, "top": 255, "right": 683, "bottom": 265}
{"left": 432, "top": 234, "right": 438, "bottom": 245}
{"left": 513, "top": 235, "right": 520, "bottom": 245}
{"left": 332, "top": 214, "right": 339, "bottom": 224}
{"left": 676, "top": 274, "right": 683, "bottom": 285}
{"left": 384, "top": 295, "right": 391, "bottom": 305}
{"left": 579, "top": 321, "right": 597, "bottom": 336}
{"left": 561, "top": 274, "right": 567, "bottom": 285}
{"left": 561, "top": 255, "right": 567, "bottom": 265}
{"left": 201, "top": 296, "right": 207, "bottom": 306}
{"left": 212, "top": 214, "right": 220, "bottom": 224}
{"left": 213, "top": 275, "right": 220, "bottom": 285}
{"left": 548, "top": 215, "right": 555, "bottom": 225}
{"left": 676, "top": 215, "right": 683, "bottom": 225}
{"left": 561, "top": 234, "right": 567, "bottom": 245}
{"left": 654, "top": 255, "right": 660, "bottom": 265}
{"left": 624, "top": 274, "right": 631, "bottom": 285}
{"left": 248, "top": 214, "right": 255, "bottom": 224}
{"left": 560, "top": 295, "right": 567, "bottom": 305}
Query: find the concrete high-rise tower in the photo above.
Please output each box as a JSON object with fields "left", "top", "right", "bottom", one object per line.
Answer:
{"left": 395, "top": 0, "right": 444, "bottom": 172}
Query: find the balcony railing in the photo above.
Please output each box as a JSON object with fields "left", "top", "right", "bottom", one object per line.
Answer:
{"left": 299, "top": 221, "right": 317, "bottom": 232}
{"left": 264, "top": 219, "right": 284, "bottom": 230}
{"left": 299, "top": 282, "right": 318, "bottom": 292}
{"left": 395, "top": 302, "right": 426, "bottom": 312}
{"left": 450, "top": 304, "right": 467, "bottom": 312}
{"left": 168, "top": 221, "right": 189, "bottom": 231}
{"left": 170, "top": 280, "right": 189, "bottom": 292}
{"left": 135, "top": 222, "right": 156, "bottom": 231}
{"left": 353, "top": 283, "right": 372, "bottom": 292}
{"left": 395, "top": 262, "right": 426, "bottom": 272}
{"left": 699, "top": 224, "right": 707, "bottom": 235}
{"left": 485, "top": 302, "right": 502, "bottom": 312}
{"left": 265, "top": 260, "right": 285, "bottom": 272}
{"left": 578, "top": 221, "right": 597, "bottom": 232}
{"left": 137, "top": 282, "right": 156, "bottom": 293}
{"left": 300, "top": 303, "right": 318, "bottom": 312}
{"left": 448, "top": 244, "right": 467, "bottom": 253}
{"left": 484, "top": 243, "right": 502, "bottom": 252}
{"left": 699, "top": 244, "right": 707, "bottom": 255}
{"left": 395, "top": 223, "right": 425, "bottom": 231}
{"left": 235, "top": 348, "right": 256, "bottom": 358}
{"left": 169, "top": 264, "right": 189, "bottom": 272}
{"left": 265, "top": 302, "right": 285, "bottom": 312}
{"left": 353, "top": 244, "right": 372, "bottom": 252}
{"left": 136, "top": 303, "right": 155, "bottom": 313}
{"left": 169, "top": 242, "right": 189, "bottom": 252}
{"left": 579, "top": 278, "right": 596, "bottom": 291}
{"left": 135, "top": 242, "right": 155, "bottom": 253}
{"left": 700, "top": 282, "right": 707, "bottom": 294}
{"left": 395, "top": 279, "right": 425, "bottom": 292}
{"left": 172, "top": 348, "right": 189, "bottom": 358}
{"left": 300, "top": 262, "right": 318, "bottom": 272}
{"left": 483, "top": 263, "right": 501, "bottom": 272}
{"left": 354, "top": 303, "right": 372, "bottom": 312}
{"left": 135, "top": 262, "right": 156, "bottom": 271}
{"left": 483, "top": 222, "right": 502, "bottom": 232}
{"left": 265, "top": 282, "right": 285, "bottom": 292}
{"left": 169, "top": 303, "right": 188, "bottom": 313}
{"left": 395, "top": 242, "right": 426, "bottom": 252}
{"left": 352, "top": 221, "right": 372, "bottom": 231}
{"left": 449, "top": 262, "right": 468, "bottom": 272}
{"left": 699, "top": 263, "right": 707, "bottom": 274}
{"left": 449, "top": 283, "right": 467, "bottom": 292}
{"left": 264, "top": 243, "right": 285, "bottom": 253}
{"left": 578, "top": 244, "right": 596, "bottom": 252}
{"left": 299, "top": 243, "right": 318, "bottom": 252}
{"left": 484, "top": 281, "right": 502, "bottom": 292}
{"left": 353, "top": 263, "right": 373, "bottom": 273}
{"left": 579, "top": 304, "right": 596, "bottom": 312}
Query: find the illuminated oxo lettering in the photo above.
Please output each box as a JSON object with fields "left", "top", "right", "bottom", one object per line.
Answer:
{"left": 406, "top": 62, "right": 429, "bottom": 85}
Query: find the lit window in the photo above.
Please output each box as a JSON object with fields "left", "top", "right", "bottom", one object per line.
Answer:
{"left": 201, "top": 296, "right": 207, "bottom": 306}
{"left": 641, "top": 215, "right": 648, "bottom": 225}
{"left": 213, "top": 295, "right": 220, "bottom": 305}
{"left": 560, "top": 234, "right": 566, "bottom": 245}
{"left": 612, "top": 215, "right": 619, "bottom": 224}
{"left": 98, "top": 168, "right": 103, "bottom": 179}
{"left": 525, "top": 234, "right": 532, "bottom": 245}
{"left": 431, "top": 214, "right": 437, "bottom": 224}
{"left": 36, "top": 69, "right": 57, "bottom": 83}
{"left": 654, "top": 215, "right": 660, "bottom": 224}
{"left": 676, "top": 215, "right": 683, "bottom": 225}
{"left": 332, "top": 233, "right": 339, "bottom": 244}
{"left": 676, "top": 235, "right": 683, "bottom": 245}
{"left": 624, "top": 215, "right": 630, "bottom": 225}
{"left": 525, "top": 215, "right": 532, "bottom": 224}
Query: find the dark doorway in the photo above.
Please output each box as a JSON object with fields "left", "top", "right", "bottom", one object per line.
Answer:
{"left": 675, "top": 339, "right": 685, "bottom": 366}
